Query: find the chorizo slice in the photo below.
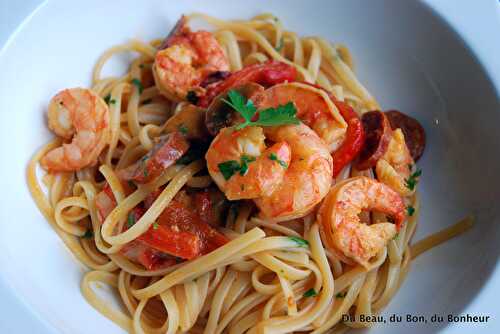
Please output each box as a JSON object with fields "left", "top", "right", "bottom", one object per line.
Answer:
{"left": 356, "top": 111, "right": 392, "bottom": 170}
{"left": 385, "top": 110, "right": 426, "bottom": 161}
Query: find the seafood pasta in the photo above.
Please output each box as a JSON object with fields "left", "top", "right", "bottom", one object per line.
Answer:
{"left": 27, "top": 13, "right": 473, "bottom": 334}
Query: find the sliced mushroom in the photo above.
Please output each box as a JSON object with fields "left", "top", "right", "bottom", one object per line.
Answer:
{"left": 205, "top": 82, "right": 264, "bottom": 136}
{"left": 164, "top": 102, "right": 208, "bottom": 140}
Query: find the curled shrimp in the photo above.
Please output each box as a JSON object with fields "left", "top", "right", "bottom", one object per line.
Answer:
{"left": 318, "top": 176, "right": 406, "bottom": 268}
{"left": 41, "top": 88, "right": 109, "bottom": 172}
{"left": 376, "top": 128, "right": 415, "bottom": 196}
{"left": 153, "top": 16, "right": 230, "bottom": 101}
{"left": 205, "top": 126, "right": 292, "bottom": 200}
{"left": 256, "top": 82, "right": 347, "bottom": 150}
{"left": 206, "top": 123, "right": 333, "bottom": 221}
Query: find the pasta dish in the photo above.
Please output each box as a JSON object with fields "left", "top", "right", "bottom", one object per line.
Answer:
{"left": 27, "top": 13, "right": 473, "bottom": 334}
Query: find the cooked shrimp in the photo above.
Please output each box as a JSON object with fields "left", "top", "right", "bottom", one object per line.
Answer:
{"left": 206, "top": 126, "right": 292, "bottom": 200}
{"left": 256, "top": 82, "right": 347, "bottom": 150}
{"left": 41, "top": 88, "right": 109, "bottom": 172}
{"left": 376, "top": 129, "right": 415, "bottom": 196}
{"left": 318, "top": 176, "right": 406, "bottom": 268}
{"left": 206, "top": 123, "right": 333, "bottom": 221}
{"left": 256, "top": 124, "right": 333, "bottom": 221}
{"left": 153, "top": 16, "right": 230, "bottom": 101}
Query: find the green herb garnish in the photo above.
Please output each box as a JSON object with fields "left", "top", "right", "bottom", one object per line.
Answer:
{"left": 336, "top": 291, "right": 347, "bottom": 299}
{"left": 218, "top": 155, "right": 256, "bottom": 180}
{"left": 131, "top": 78, "right": 144, "bottom": 94}
{"left": 269, "top": 153, "right": 288, "bottom": 169}
{"left": 275, "top": 37, "right": 284, "bottom": 52}
{"left": 405, "top": 168, "right": 422, "bottom": 191}
{"left": 153, "top": 222, "right": 159, "bottom": 230}
{"left": 218, "top": 160, "right": 241, "bottom": 180}
{"left": 223, "top": 90, "right": 300, "bottom": 130}
{"left": 178, "top": 124, "right": 189, "bottom": 135}
{"left": 393, "top": 233, "right": 399, "bottom": 240}
{"left": 109, "top": 99, "right": 116, "bottom": 104}
{"left": 303, "top": 288, "right": 318, "bottom": 298}
{"left": 127, "top": 213, "right": 136, "bottom": 228}
{"left": 186, "top": 90, "right": 199, "bottom": 104}
{"left": 104, "top": 94, "right": 111, "bottom": 104}
{"left": 288, "top": 236, "right": 309, "bottom": 248}
{"left": 143, "top": 168, "right": 149, "bottom": 177}
{"left": 82, "top": 229, "right": 93, "bottom": 239}
{"left": 239, "top": 155, "right": 256, "bottom": 175}
{"left": 407, "top": 206, "right": 415, "bottom": 217}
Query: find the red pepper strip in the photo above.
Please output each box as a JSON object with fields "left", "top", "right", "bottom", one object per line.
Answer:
{"left": 194, "top": 190, "right": 213, "bottom": 225}
{"left": 296, "top": 81, "right": 366, "bottom": 177}
{"left": 198, "top": 60, "right": 297, "bottom": 107}
{"left": 153, "top": 200, "right": 228, "bottom": 255}
{"left": 135, "top": 193, "right": 228, "bottom": 259}
{"left": 135, "top": 244, "right": 177, "bottom": 271}
{"left": 331, "top": 101, "right": 365, "bottom": 177}
{"left": 137, "top": 224, "right": 201, "bottom": 260}
{"left": 124, "top": 206, "right": 202, "bottom": 260}
{"left": 119, "top": 207, "right": 177, "bottom": 270}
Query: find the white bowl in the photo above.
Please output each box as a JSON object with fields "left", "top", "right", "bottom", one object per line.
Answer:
{"left": 0, "top": 1, "right": 499, "bottom": 333}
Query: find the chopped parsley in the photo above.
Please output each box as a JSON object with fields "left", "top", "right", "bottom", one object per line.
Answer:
{"left": 109, "top": 99, "right": 116, "bottom": 104}
{"left": 186, "top": 90, "right": 199, "bottom": 104}
{"left": 143, "top": 168, "right": 149, "bottom": 177}
{"left": 104, "top": 94, "right": 111, "bottom": 104}
{"left": 269, "top": 153, "right": 288, "bottom": 169}
{"left": 218, "top": 160, "right": 242, "bottom": 180}
{"left": 288, "top": 236, "right": 309, "bottom": 248}
{"left": 407, "top": 205, "right": 415, "bottom": 217}
{"left": 405, "top": 168, "right": 422, "bottom": 191}
{"left": 82, "top": 229, "right": 93, "bottom": 239}
{"left": 275, "top": 37, "right": 284, "bottom": 52}
{"left": 178, "top": 124, "right": 189, "bottom": 135}
{"left": 303, "top": 288, "right": 318, "bottom": 298}
{"left": 336, "top": 291, "right": 347, "bottom": 299}
{"left": 239, "top": 155, "right": 256, "bottom": 175}
{"left": 127, "top": 213, "right": 136, "bottom": 228}
{"left": 222, "top": 90, "right": 300, "bottom": 130}
{"left": 218, "top": 155, "right": 256, "bottom": 180}
{"left": 393, "top": 233, "right": 399, "bottom": 241}
{"left": 131, "top": 78, "right": 144, "bottom": 94}
{"left": 153, "top": 222, "right": 159, "bottom": 230}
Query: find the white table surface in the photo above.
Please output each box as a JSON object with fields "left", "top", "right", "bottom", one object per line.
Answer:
{"left": 0, "top": 1, "right": 498, "bottom": 333}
